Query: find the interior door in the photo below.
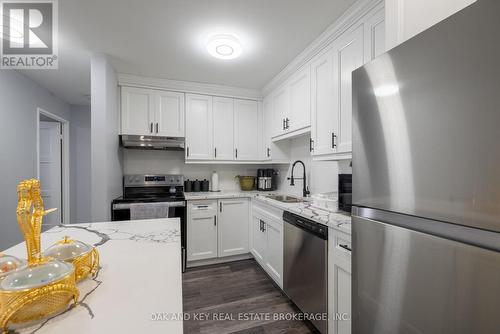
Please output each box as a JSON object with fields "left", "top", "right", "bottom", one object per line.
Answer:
{"left": 353, "top": 215, "right": 500, "bottom": 334}
{"left": 185, "top": 94, "right": 213, "bottom": 160}
{"left": 39, "top": 121, "right": 62, "bottom": 226}
{"left": 213, "top": 97, "right": 234, "bottom": 160}
{"left": 333, "top": 25, "right": 364, "bottom": 154}
{"left": 234, "top": 99, "right": 259, "bottom": 160}
{"left": 121, "top": 86, "right": 154, "bottom": 135}
{"left": 155, "top": 90, "right": 185, "bottom": 137}
{"left": 310, "top": 47, "right": 336, "bottom": 156}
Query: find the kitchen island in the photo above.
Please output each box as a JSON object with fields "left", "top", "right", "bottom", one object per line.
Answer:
{"left": 2, "top": 219, "right": 183, "bottom": 334}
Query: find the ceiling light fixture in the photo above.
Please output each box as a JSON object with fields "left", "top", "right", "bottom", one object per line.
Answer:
{"left": 206, "top": 34, "right": 242, "bottom": 60}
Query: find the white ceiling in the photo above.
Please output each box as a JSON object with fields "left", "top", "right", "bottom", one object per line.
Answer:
{"left": 21, "top": 0, "right": 356, "bottom": 106}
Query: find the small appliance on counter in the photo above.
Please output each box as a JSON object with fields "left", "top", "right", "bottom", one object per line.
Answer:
{"left": 338, "top": 174, "right": 352, "bottom": 213}
{"left": 257, "top": 169, "right": 279, "bottom": 191}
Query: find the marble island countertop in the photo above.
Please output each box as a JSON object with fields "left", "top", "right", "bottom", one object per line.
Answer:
{"left": 3, "top": 219, "right": 183, "bottom": 334}
{"left": 185, "top": 190, "right": 351, "bottom": 234}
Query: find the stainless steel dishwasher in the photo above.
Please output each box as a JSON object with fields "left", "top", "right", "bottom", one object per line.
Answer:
{"left": 283, "top": 211, "right": 328, "bottom": 334}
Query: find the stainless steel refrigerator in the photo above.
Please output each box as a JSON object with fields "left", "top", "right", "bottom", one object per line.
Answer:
{"left": 352, "top": 0, "right": 500, "bottom": 333}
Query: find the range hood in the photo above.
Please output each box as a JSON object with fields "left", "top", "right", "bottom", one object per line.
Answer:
{"left": 120, "top": 135, "right": 185, "bottom": 150}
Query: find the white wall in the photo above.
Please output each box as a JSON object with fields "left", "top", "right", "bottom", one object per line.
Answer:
{"left": 386, "top": 0, "right": 476, "bottom": 49}
{"left": 277, "top": 135, "right": 351, "bottom": 197}
{"left": 70, "top": 105, "right": 91, "bottom": 224}
{"left": 0, "top": 71, "right": 71, "bottom": 249}
{"left": 90, "top": 54, "right": 123, "bottom": 221}
{"left": 124, "top": 150, "right": 277, "bottom": 191}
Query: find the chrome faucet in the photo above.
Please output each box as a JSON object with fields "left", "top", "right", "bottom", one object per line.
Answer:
{"left": 289, "top": 160, "right": 310, "bottom": 197}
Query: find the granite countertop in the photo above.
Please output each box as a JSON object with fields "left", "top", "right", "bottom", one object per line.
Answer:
{"left": 185, "top": 190, "right": 351, "bottom": 234}
{"left": 3, "top": 219, "right": 183, "bottom": 334}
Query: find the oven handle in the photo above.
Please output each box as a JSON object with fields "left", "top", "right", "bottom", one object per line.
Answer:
{"left": 112, "top": 201, "right": 186, "bottom": 210}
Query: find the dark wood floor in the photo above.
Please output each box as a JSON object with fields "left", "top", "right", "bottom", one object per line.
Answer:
{"left": 182, "top": 259, "right": 319, "bottom": 334}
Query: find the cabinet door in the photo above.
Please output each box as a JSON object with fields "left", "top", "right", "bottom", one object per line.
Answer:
{"left": 272, "top": 85, "right": 289, "bottom": 137}
{"left": 364, "top": 8, "right": 386, "bottom": 64}
{"left": 187, "top": 201, "right": 218, "bottom": 261}
{"left": 121, "top": 86, "right": 154, "bottom": 136}
{"left": 333, "top": 25, "right": 364, "bottom": 154}
{"left": 262, "top": 96, "right": 273, "bottom": 160}
{"left": 185, "top": 94, "right": 213, "bottom": 160}
{"left": 155, "top": 90, "right": 185, "bottom": 137}
{"left": 213, "top": 97, "right": 234, "bottom": 160}
{"left": 330, "top": 256, "right": 352, "bottom": 334}
{"left": 265, "top": 219, "right": 283, "bottom": 288}
{"left": 251, "top": 215, "right": 267, "bottom": 264}
{"left": 218, "top": 199, "right": 249, "bottom": 257}
{"left": 310, "top": 47, "right": 336, "bottom": 156}
{"left": 288, "top": 65, "right": 311, "bottom": 132}
{"left": 234, "top": 99, "right": 260, "bottom": 160}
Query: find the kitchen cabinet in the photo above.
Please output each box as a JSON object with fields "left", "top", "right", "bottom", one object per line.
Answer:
{"left": 272, "top": 84, "right": 289, "bottom": 137}
{"left": 251, "top": 202, "right": 283, "bottom": 288}
{"left": 288, "top": 65, "right": 311, "bottom": 132}
{"left": 364, "top": 7, "right": 386, "bottom": 63}
{"left": 121, "top": 86, "right": 185, "bottom": 137}
{"left": 332, "top": 24, "right": 364, "bottom": 155}
{"left": 386, "top": 0, "right": 476, "bottom": 49}
{"left": 234, "top": 99, "right": 260, "bottom": 160}
{"left": 218, "top": 199, "right": 249, "bottom": 257}
{"left": 155, "top": 90, "right": 185, "bottom": 137}
{"left": 187, "top": 200, "right": 218, "bottom": 261}
{"left": 187, "top": 199, "right": 250, "bottom": 263}
{"left": 262, "top": 97, "right": 291, "bottom": 162}
{"left": 328, "top": 228, "right": 352, "bottom": 334}
{"left": 213, "top": 97, "right": 234, "bottom": 160}
{"left": 270, "top": 65, "right": 311, "bottom": 139}
{"left": 185, "top": 94, "right": 213, "bottom": 160}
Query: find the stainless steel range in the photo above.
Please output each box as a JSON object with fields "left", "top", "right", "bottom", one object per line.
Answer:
{"left": 111, "top": 174, "right": 186, "bottom": 271}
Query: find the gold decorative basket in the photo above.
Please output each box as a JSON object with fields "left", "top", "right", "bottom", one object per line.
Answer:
{"left": 44, "top": 236, "right": 100, "bottom": 282}
{"left": 0, "top": 179, "right": 80, "bottom": 333}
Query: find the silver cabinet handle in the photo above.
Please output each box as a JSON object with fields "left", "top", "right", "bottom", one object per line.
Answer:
{"left": 332, "top": 133, "right": 337, "bottom": 148}
{"left": 215, "top": 147, "right": 217, "bottom": 158}
{"left": 150, "top": 122, "right": 153, "bottom": 133}
{"left": 187, "top": 147, "right": 190, "bottom": 157}
{"left": 235, "top": 149, "right": 238, "bottom": 159}
{"left": 309, "top": 138, "right": 314, "bottom": 152}
{"left": 214, "top": 215, "right": 217, "bottom": 226}
{"left": 220, "top": 202, "right": 222, "bottom": 212}
{"left": 156, "top": 123, "right": 159, "bottom": 133}
{"left": 285, "top": 117, "right": 290, "bottom": 130}
{"left": 282, "top": 119, "right": 286, "bottom": 130}
{"left": 267, "top": 148, "right": 270, "bottom": 158}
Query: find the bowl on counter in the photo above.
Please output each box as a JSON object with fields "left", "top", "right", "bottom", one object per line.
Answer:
{"left": 235, "top": 176, "right": 256, "bottom": 191}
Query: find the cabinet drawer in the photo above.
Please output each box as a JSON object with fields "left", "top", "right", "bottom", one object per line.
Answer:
{"left": 188, "top": 200, "right": 217, "bottom": 216}
{"left": 329, "top": 228, "right": 352, "bottom": 262}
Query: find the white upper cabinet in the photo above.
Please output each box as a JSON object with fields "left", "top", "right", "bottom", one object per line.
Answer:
{"left": 234, "top": 99, "right": 260, "bottom": 160}
{"left": 288, "top": 64, "right": 311, "bottom": 132}
{"left": 272, "top": 84, "right": 289, "bottom": 137}
{"left": 121, "top": 86, "right": 185, "bottom": 137}
{"left": 262, "top": 97, "right": 273, "bottom": 160}
{"left": 155, "top": 90, "right": 185, "bottom": 137}
{"left": 121, "top": 86, "right": 155, "bottom": 136}
{"left": 185, "top": 94, "right": 213, "bottom": 160}
{"left": 332, "top": 24, "right": 364, "bottom": 155}
{"left": 386, "top": 0, "right": 476, "bottom": 49}
{"left": 213, "top": 97, "right": 234, "bottom": 160}
{"left": 311, "top": 46, "right": 336, "bottom": 156}
{"left": 364, "top": 7, "right": 386, "bottom": 63}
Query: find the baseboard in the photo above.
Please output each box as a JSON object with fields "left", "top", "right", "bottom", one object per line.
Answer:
{"left": 186, "top": 253, "right": 253, "bottom": 268}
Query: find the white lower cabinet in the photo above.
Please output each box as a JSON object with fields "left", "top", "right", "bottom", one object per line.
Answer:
{"left": 251, "top": 202, "right": 283, "bottom": 288}
{"left": 328, "top": 228, "right": 352, "bottom": 334}
{"left": 187, "top": 200, "right": 218, "bottom": 261}
{"left": 218, "top": 199, "right": 249, "bottom": 257}
{"left": 187, "top": 199, "right": 250, "bottom": 263}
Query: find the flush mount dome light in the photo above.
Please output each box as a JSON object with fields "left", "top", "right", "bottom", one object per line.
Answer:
{"left": 206, "top": 34, "right": 242, "bottom": 60}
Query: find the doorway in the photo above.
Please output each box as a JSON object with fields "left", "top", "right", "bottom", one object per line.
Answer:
{"left": 37, "top": 108, "right": 70, "bottom": 226}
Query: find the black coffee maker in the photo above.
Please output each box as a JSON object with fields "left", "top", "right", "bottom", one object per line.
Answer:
{"left": 257, "top": 169, "right": 278, "bottom": 191}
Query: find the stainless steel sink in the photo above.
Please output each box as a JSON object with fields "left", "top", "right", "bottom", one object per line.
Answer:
{"left": 264, "top": 195, "right": 306, "bottom": 203}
